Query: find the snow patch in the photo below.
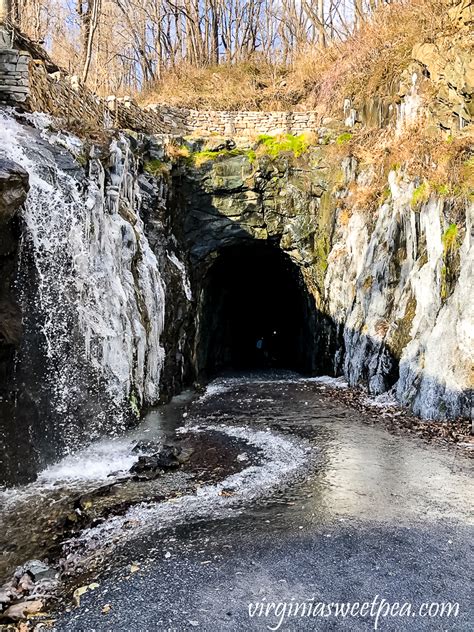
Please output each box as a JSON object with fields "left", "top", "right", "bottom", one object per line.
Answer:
{"left": 363, "top": 390, "right": 399, "bottom": 409}
{"left": 303, "top": 375, "right": 349, "bottom": 389}
{"left": 71, "top": 424, "right": 310, "bottom": 554}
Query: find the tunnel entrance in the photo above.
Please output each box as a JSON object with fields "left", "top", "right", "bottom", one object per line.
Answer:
{"left": 196, "top": 242, "right": 317, "bottom": 376}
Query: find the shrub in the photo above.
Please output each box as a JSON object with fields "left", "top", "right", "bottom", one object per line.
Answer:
{"left": 336, "top": 133, "right": 353, "bottom": 146}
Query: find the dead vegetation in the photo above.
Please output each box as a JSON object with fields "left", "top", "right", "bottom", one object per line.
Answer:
{"left": 140, "top": 0, "right": 451, "bottom": 113}
{"left": 293, "top": 0, "right": 451, "bottom": 112}
{"left": 326, "top": 124, "right": 474, "bottom": 215}
{"left": 139, "top": 58, "right": 293, "bottom": 111}
{"left": 319, "top": 380, "right": 473, "bottom": 458}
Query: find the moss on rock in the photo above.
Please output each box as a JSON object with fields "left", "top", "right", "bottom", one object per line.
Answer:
{"left": 256, "top": 133, "right": 310, "bottom": 159}
{"left": 411, "top": 182, "right": 430, "bottom": 209}
{"left": 144, "top": 158, "right": 168, "bottom": 176}
{"left": 441, "top": 223, "right": 461, "bottom": 302}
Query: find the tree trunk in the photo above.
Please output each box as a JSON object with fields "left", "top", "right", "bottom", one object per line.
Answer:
{"left": 210, "top": 0, "right": 219, "bottom": 65}
{"left": 0, "top": 0, "right": 12, "bottom": 24}
{"left": 81, "top": 0, "right": 101, "bottom": 85}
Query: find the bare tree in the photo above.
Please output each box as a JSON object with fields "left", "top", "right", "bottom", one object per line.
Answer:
{"left": 13, "top": 0, "right": 376, "bottom": 93}
{"left": 79, "top": 0, "right": 102, "bottom": 83}
{"left": 0, "top": 0, "right": 11, "bottom": 24}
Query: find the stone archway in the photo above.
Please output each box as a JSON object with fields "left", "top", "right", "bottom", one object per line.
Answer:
{"left": 170, "top": 151, "right": 342, "bottom": 381}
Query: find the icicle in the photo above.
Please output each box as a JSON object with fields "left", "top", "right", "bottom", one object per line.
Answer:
{"left": 0, "top": 110, "right": 166, "bottom": 449}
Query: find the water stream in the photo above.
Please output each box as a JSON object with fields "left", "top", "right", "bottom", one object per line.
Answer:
{"left": 0, "top": 390, "right": 188, "bottom": 581}
{"left": 0, "top": 110, "right": 168, "bottom": 465}
{"left": 0, "top": 371, "right": 472, "bottom": 628}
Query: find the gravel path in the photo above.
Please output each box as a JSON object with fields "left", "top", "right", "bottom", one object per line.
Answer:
{"left": 55, "top": 376, "right": 474, "bottom": 631}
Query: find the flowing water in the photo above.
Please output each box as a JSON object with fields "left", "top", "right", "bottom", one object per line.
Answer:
{"left": 0, "top": 371, "right": 472, "bottom": 631}
{"left": 47, "top": 373, "right": 471, "bottom": 630}
{"left": 0, "top": 108, "right": 472, "bottom": 627}
{"left": 0, "top": 386, "right": 263, "bottom": 584}
{"left": 0, "top": 374, "right": 311, "bottom": 585}
{"left": 0, "top": 110, "right": 169, "bottom": 457}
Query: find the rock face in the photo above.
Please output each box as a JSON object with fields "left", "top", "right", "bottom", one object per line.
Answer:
{"left": 0, "top": 159, "right": 29, "bottom": 222}
{"left": 325, "top": 183, "right": 473, "bottom": 420}
{"left": 411, "top": 0, "right": 474, "bottom": 129}
{"left": 0, "top": 113, "right": 192, "bottom": 485}
{"left": 171, "top": 147, "right": 473, "bottom": 421}
{"left": 0, "top": 107, "right": 471, "bottom": 485}
{"left": 0, "top": 159, "right": 28, "bottom": 349}
{"left": 0, "top": 158, "right": 29, "bottom": 482}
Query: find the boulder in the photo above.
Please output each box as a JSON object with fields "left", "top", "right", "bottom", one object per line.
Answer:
{"left": 130, "top": 444, "right": 182, "bottom": 477}
{"left": 1, "top": 599, "right": 43, "bottom": 622}
{"left": 21, "top": 560, "right": 56, "bottom": 582}
{"left": 411, "top": 2, "right": 474, "bottom": 127}
{"left": 0, "top": 158, "right": 29, "bottom": 223}
{"left": 131, "top": 439, "right": 163, "bottom": 453}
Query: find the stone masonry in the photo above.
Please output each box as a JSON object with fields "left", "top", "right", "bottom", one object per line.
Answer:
{"left": 0, "top": 48, "right": 30, "bottom": 104}
{"left": 0, "top": 17, "right": 30, "bottom": 106}
{"left": 2, "top": 2, "right": 472, "bottom": 136}
{"left": 25, "top": 59, "right": 322, "bottom": 137}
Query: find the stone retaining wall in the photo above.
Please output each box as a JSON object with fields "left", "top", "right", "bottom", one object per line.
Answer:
{"left": 186, "top": 109, "right": 319, "bottom": 135}
{"left": 0, "top": 48, "right": 29, "bottom": 104}
{"left": 27, "top": 61, "right": 321, "bottom": 137}
{"left": 2, "top": 47, "right": 322, "bottom": 137}
{"left": 28, "top": 62, "right": 106, "bottom": 128}
{"left": 108, "top": 100, "right": 322, "bottom": 137}
{"left": 146, "top": 104, "right": 320, "bottom": 136}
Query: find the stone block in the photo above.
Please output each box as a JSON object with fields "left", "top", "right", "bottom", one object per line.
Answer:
{"left": 0, "top": 62, "right": 17, "bottom": 72}
{"left": 0, "top": 27, "right": 13, "bottom": 49}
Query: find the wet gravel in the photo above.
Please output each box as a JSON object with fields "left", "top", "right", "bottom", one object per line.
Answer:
{"left": 51, "top": 374, "right": 473, "bottom": 631}
{"left": 0, "top": 392, "right": 258, "bottom": 586}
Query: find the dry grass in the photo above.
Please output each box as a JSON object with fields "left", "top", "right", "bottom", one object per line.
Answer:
{"left": 293, "top": 0, "right": 450, "bottom": 113}
{"left": 165, "top": 142, "right": 190, "bottom": 160}
{"left": 139, "top": 57, "right": 293, "bottom": 111}
{"left": 332, "top": 124, "right": 474, "bottom": 214}
{"left": 139, "top": 0, "right": 451, "bottom": 112}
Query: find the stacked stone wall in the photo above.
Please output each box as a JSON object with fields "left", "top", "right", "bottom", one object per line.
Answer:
{"left": 27, "top": 61, "right": 321, "bottom": 137}
{"left": 185, "top": 108, "right": 319, "bottom": 135}
{"left": 145, "top": 104, "right": 320, "bottom": 136}
{"left": 0, "top": 48, "right": 29, "bottom": 104}
{"left": 28, "top": 62, "right": 106, "bottom": 127}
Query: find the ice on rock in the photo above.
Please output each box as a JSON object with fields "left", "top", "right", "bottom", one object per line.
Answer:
{"left": 0, "top": 110, "right": 166, "bottom": 447}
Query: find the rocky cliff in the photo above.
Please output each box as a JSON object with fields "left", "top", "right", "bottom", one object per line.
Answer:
{"left": 165, "top": 134, "right": 472, "bottom": 421}
{"left": 0, "top": 112, "right": 192, "bottom": 484}
{"left": 0, "top": 1, "right": 472, "bottom": 484}
{"left": 0, "top": 108, "right": 472, "bottom": 485}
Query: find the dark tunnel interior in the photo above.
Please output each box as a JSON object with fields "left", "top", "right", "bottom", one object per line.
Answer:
{"left": 196, "top": 242, "right": 318, "bottom": 376}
